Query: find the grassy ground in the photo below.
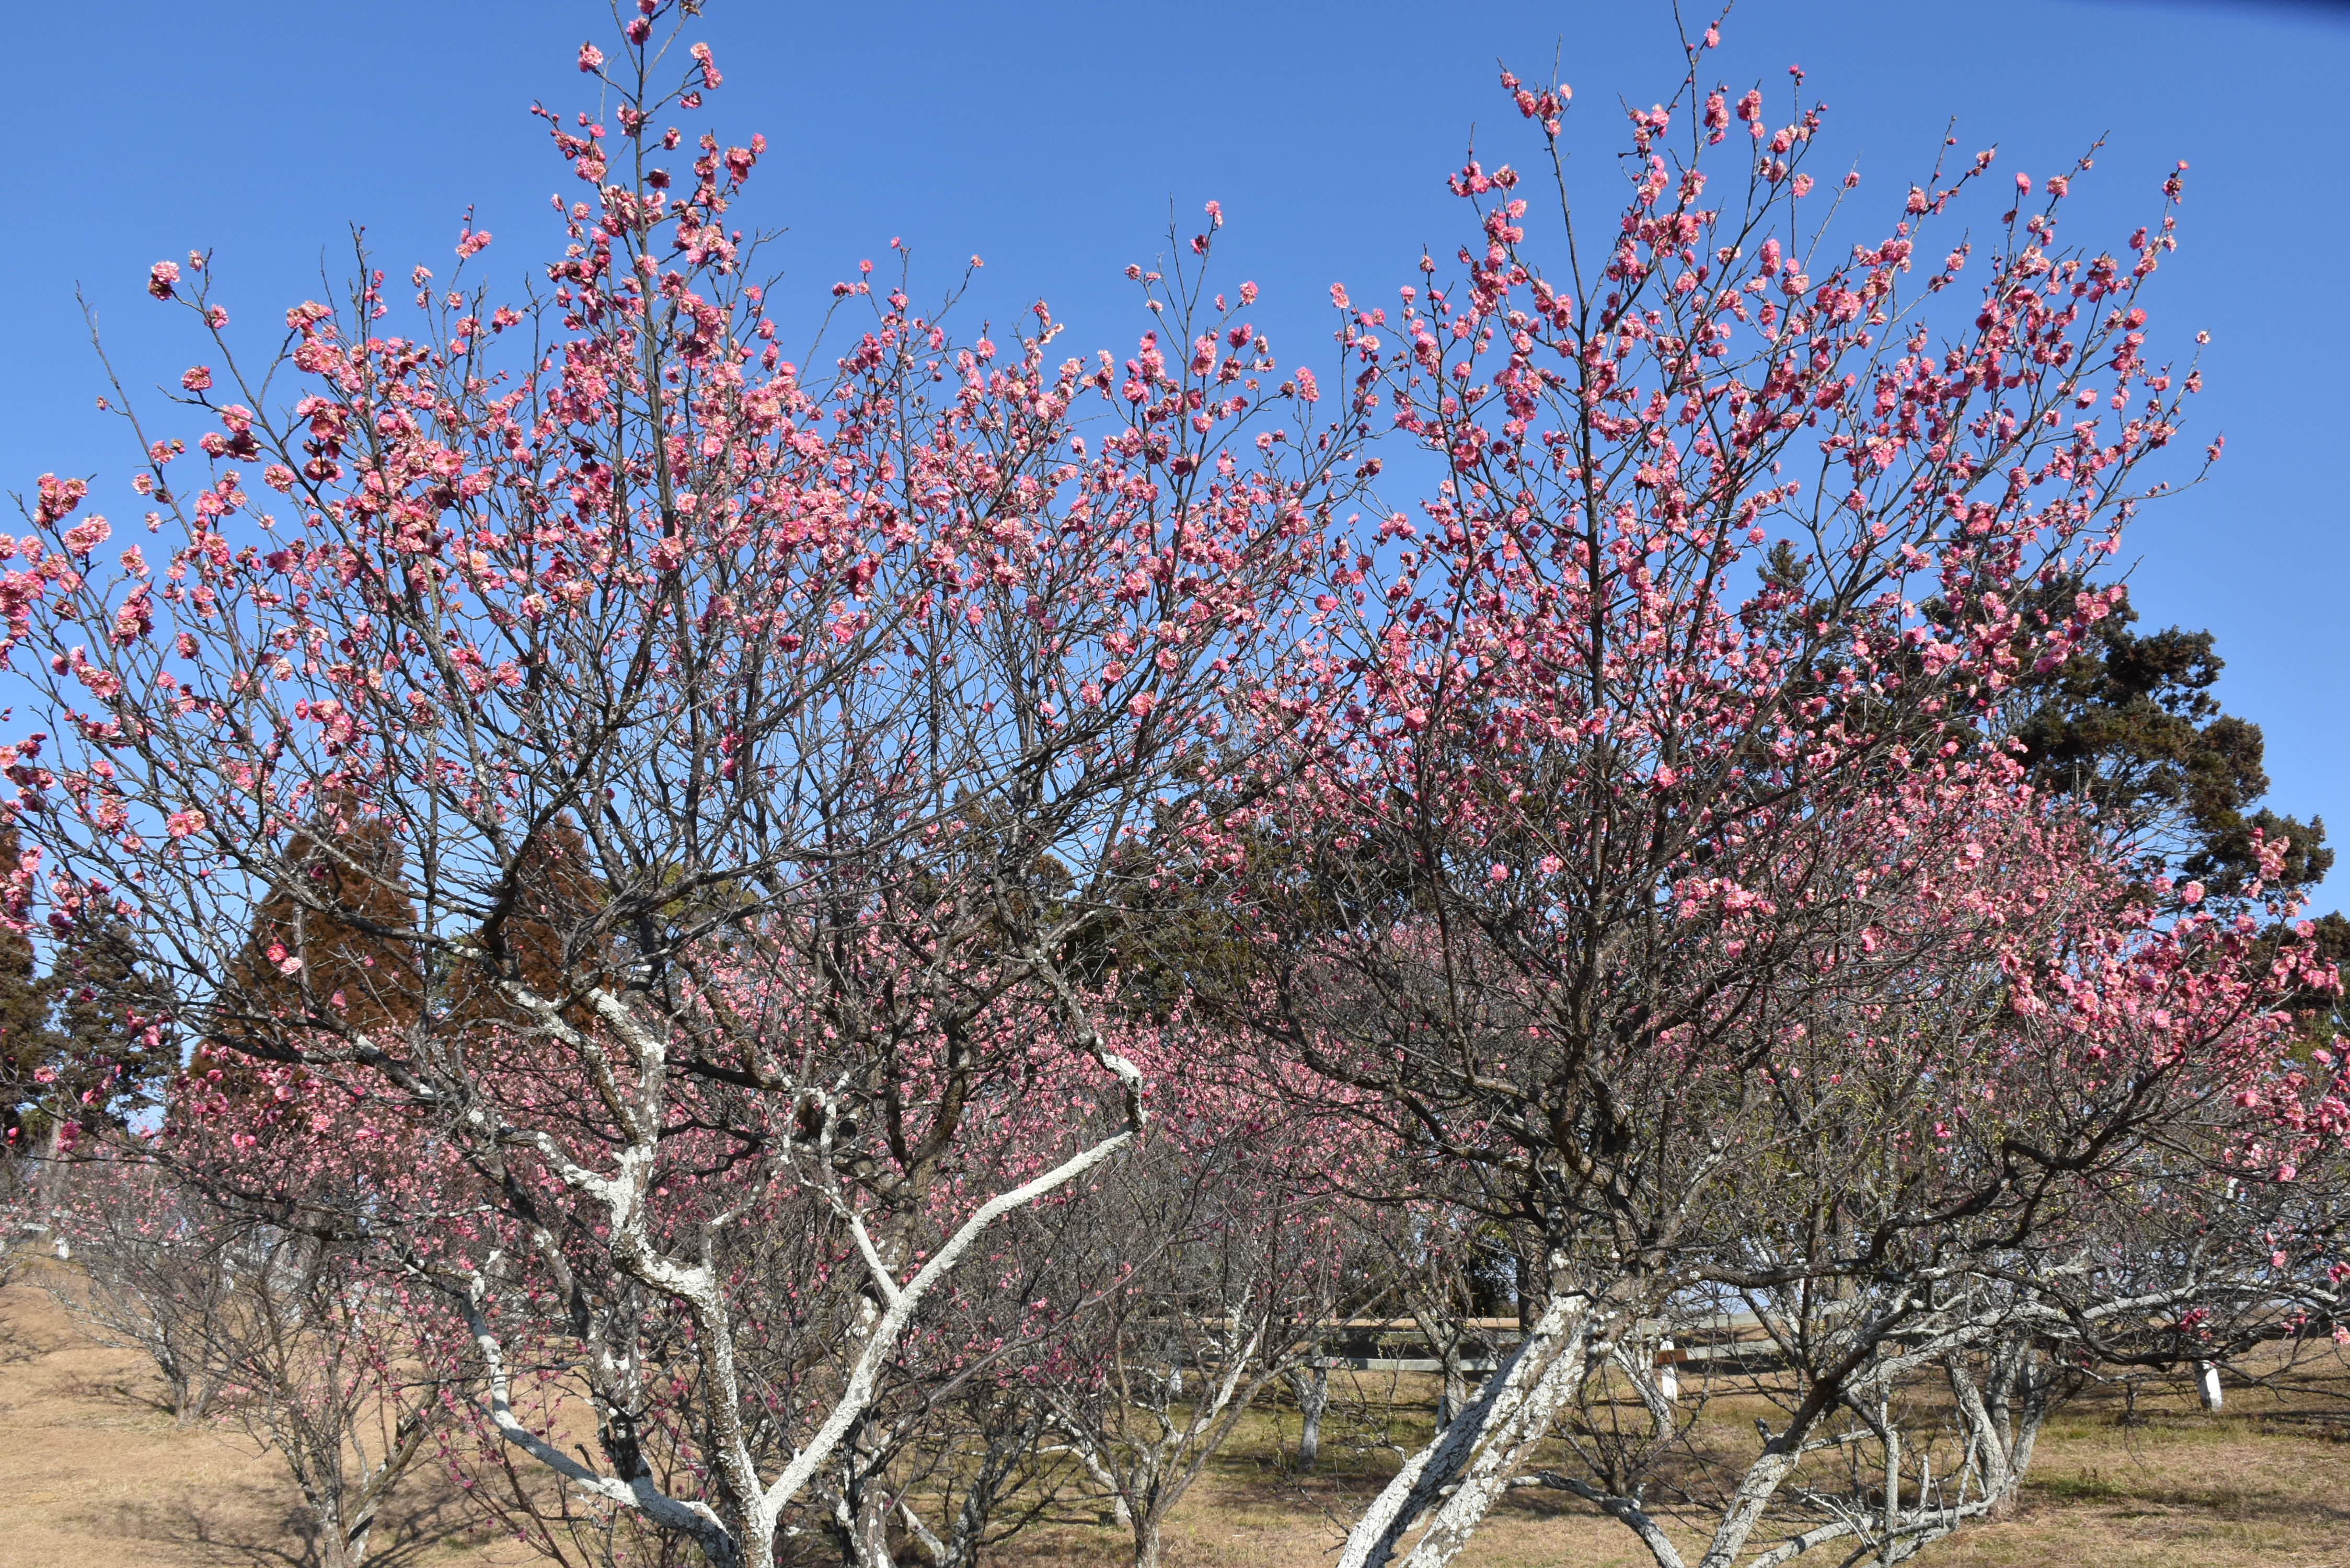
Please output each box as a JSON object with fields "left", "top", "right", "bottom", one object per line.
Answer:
{"left": 5, "top": 1267, "right": 2347, "bottom": 1568}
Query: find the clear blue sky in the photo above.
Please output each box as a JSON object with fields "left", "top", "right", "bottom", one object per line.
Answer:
{"left": 6, "top": 0, "right": 2345, "bottom": 904}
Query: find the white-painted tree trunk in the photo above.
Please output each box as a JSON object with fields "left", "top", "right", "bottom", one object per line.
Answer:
{"left": 1334, "top": 1290, "right": 1596, "bottom": 1568}
{"left": 1882, "top": 1403, "right": 1899, "bottom": 1568}
{"left": 1293, "top": 1362, "right": 1330, "bottom": 1471}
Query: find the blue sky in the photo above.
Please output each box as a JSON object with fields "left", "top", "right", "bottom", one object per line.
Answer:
{"left": 6, "top": 0, "right": 2345, "bottom": 904}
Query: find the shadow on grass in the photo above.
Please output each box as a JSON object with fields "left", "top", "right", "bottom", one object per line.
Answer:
{"left": 87, "top": 1467, "right": 478, "bottom": 1568}
{"left": 2029, "top": 1463, "right": 2350, "bottom": 1525}
{"left": 0, "top": 1278, "right": 63, "bottom": 1365}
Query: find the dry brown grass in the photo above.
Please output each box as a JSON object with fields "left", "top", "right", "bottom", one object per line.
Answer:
{"left": 0, "top": 1262, "right": 507, "bottom": 1568}
{"left": 6, "top": 1268, "right": 2348, "bottom": 1568}
{"left": 990, "top": 1366, "right": 2350, "bottom": 1568}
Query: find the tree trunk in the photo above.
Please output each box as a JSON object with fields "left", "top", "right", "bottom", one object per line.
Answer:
{"left": 35, "top": 1121, "right": 67, "bottom": 1254}
{"left": 1881, "top": 1404, "right": 1899, "bottom": 1568}
{"left": 851, "top": 1496, "right": 897, "bottom": 1568}
{"left": 1436, "top": 1349, "right": 1466, "bottom": 1429}
{"left": 724, "top": 1511, "right": 765, "bottom": 1568}
{"left": 837, "top": 1466, "right": 899, "bottom": 1568}
{"left": 1336, "top": 1291, "right": 1595, "bottom": 1568}
{"left": 1293, "top": 1363, "right": 1330, "bottom": 1471}
{"left": 1132, "top": 1505, "right": 1167, "bottom": 1568}
{"left": 310, "top": 1501, "right": 366, "bottom": 1568}
{"left": 164, "top": 1348, "right": 204, "bottom": 1426}
{"left": 2196, "top": 1361, "right": 2224, "bottom": 1412}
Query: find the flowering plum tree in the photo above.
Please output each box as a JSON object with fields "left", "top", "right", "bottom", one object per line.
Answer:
{"left": 1507, "top": 826, "right": 2335, "bottom": 1568}
{"left": 48, "top": 1151, "right": 453, "bottom": 1567}
{"left": 45, "top": 1158, "right": 243, "bottom": 1424}
{"left": 220, "top": 1237, "right": 449, "bottom": 1568}
{"left": 9, "top": 9, "right": 2337, "bottom": 1568}
{"left": 1222, "top": 20, "right": 2332, "bottom": 1566}
{"left": 0, "top": 6, "right": 1365, "bottom": 1563}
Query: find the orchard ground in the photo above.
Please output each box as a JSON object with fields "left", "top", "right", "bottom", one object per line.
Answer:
{"left": 5, "top": 1264, "right": 2346, "bottom": 1568}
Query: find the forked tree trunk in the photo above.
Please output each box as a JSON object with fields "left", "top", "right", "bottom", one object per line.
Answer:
{"left": 1337, "top": 1290, "right": 1597, "bottom": 1568}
